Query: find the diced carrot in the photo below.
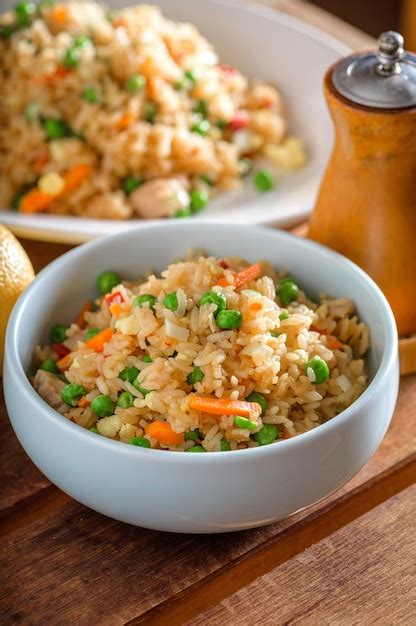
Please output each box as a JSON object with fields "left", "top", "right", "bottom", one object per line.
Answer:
{"left": 33, "top": 152, "right": 50, "bottom": 173}
{"left": 62, "top": 164, "right": 91, "bottom": 193}
{"left": 51, "top": 5, "right": 70, "bottom": 24}
{"left": 78, "top": 397, "right": 90, "bottom": 408}
{"left": 310, "top": 325, "right": 330, "bottom": 335}
{"left": 20, "top": 189, "right": 55, "bottom": 213}
{"left": 42, "top": 65, "right": 72, "bottom": 84}
{"left": 109, "top": 303, "right": 123, "bottom": 318}
{"left": 85, "top": 327, "right": 113, "bottom": 352}
{"left": 327, "top": 335, "right": 343, "bottom": 350}
{"left": 249, "top": 302, "right": 262, "bottom": 311}
{"left": 116, "top": 112, "right": 135, "bottom": 130}
{"left": 146, "top": 421, "right": 184, "bottom": 445}
{"left": 56, "top": 353, "right": 73, "bottom": 371}
{"left": 188, "top": 395, "right": 262, "bottom": 419}
{"left": 218, "top": 263, "right": 262, "bottom": 288}
{"left": 76, "top": 301, "right": 93, "bottom": 329}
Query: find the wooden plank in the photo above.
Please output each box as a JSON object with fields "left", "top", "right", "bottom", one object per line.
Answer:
{"left": 0, "top": 380, "right": 414, "bottom": 625}
{"left": 191, "top": 484, "right": 416, "bottom": 626}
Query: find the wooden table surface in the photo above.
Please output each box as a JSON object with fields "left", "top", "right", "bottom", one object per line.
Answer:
{"left": 1, "top": 2, "right": 415, "bottom": 625}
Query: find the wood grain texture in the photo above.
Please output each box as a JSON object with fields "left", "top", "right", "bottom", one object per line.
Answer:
{"left": 191, "top": 484, "right": 416, "bottom": 626}
{"left": 0, "top": 379, "right": 414, "bottom": 625}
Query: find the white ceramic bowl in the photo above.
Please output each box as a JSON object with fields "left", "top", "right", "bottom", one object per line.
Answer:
{"left": 0, "top": 0, "right": 349, "bottom": 243}
{"left": 4, "top": 224, "right": 399, "bottom": 533}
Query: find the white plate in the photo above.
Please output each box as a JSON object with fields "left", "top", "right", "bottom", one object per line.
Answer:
{"left": 0, "top": 0, "right": 349, "bottom": 243}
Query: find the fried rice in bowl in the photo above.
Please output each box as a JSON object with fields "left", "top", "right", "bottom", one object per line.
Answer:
{"left": 4, "top": 223, "right": 399, "bottom": 532}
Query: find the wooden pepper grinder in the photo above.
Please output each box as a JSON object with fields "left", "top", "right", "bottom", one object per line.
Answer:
{"left": 308, "top": 32, "right": 416, "bottom": 345}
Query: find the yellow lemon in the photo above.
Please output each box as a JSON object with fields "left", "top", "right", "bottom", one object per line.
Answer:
{"left": 0, "top": 225, "right": 35, "bottom": 373}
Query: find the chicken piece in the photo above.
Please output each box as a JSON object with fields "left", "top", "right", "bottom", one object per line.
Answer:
{"left": 33, "top": 370, "right": 67, "bottom": 414}
{"left": 129, "top": 178, "right": 190, "bottom": 219}
{"left": 86, "top": 192, "right": 131, "bottom": 220}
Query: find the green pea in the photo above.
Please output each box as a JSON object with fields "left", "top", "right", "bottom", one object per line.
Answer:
{"left": 117, "top": 391, "right": 134, "bottom": 408}
{"left": 216, "top": 309, "right": 243, "bottom": 330}
{"left": 73, "top": 35, "right": 91, "bottom": 48}
{"left": 85, "top": 327, "right": 101, "bottom": 341}
{"left": 90, "top": 427, "right": 99, "bottom": 434}
{"left": 279, "top": 311, "right": 289, "bottom": 321}
{"left": 91, "top": 394, "right": 115, "bottom": 417}
{"left": 25, "top": 102, "right": 41, "bottom": 123}
{"left": 42, "top": 118, "right": 71, "bottom": 140}
{"left": 133, "top": 294, "right": 157, "bottom": 310}
{"left": 144, "top": 102, "right": 157, "bottom": 124}
{"left": 96, "top": 271, "right": 120, "bottom": 295}
{"left": 216, "top": 119, "right": 229, "bottom": 129}
{"left": 185, "top": 429, "right": 200, "bottom": 441}
{"left": 239, "top": 157, "right": 252, "bottom": 177}
{"left": 132, "top": 379, "right": 151, "bottom": 397}
{"left": 0, "top": 25, "right": 15, "bottom": 39}
{"left": 305, "top": 356, "right": 330, "bottom": 384}
{"left": 175, "top": 208, "right": 191, "bottom": 218}
{"left": 184, "top": 69, "right": 197, "bottom": 84}
{"left": 50, "top": 323, "right": 68, "bottom": 343}
{"left": 199, "top": 174, "right": 214, "bottom": 186}
{"left": 163, "top": 292, "right": 178, "bottom": 312}
{"left": 253, "top": 424, "right": 279, "bottom": 445}
{"left": 62, "top": 47, "right": 81, "bottom": 68}
{"left": 11, "top": 190, "right": 26, "bottom": 211}
{"left": 142, "top": 355, "right": 153, "bottom": 363}
{"left": 122, "top": 175, "right": 144, "bottom": 196}
{"left": 61, "top": 383, "right": 87, "bottom": 407}
{"left": 187, "top": 366, "right": 204, "bottom": 385}
{"left": 245, "top": 391, "right": 267, "bottom": 416}
{"left": 191, "top": 120, "right": 211, "bottom": 136}
{"left": 40, "top": 358, "right": 59, "bottom": 374}
{"left": 199, "top": 291, "right": 227, "bottom": 316}
{"left": 254, "top": 169, "right": 274, "bottom": 192}
{"left": 119, "top": 366, "right": 139, "bottom": 383}
{"left": 234, "top": 415, "right": 257, "bottom": 430}
{"left": 186, "top": 445, "right": 206, "bottom": 452}
{"left": 192, "top": 99, "right": 207, "bottom": 115}
{"left": 15, "top": 2, "right": 36, "bottom": 26}
{"left": 190, "top": 189, "right": 208, "bottom": 213}
{"left": 278, "top": 280, "right": 299, "bottom": 306}
{"left": 82, "top": 86, "right": 98, "bottom": 103}
{"left": 130, "top": 436, "right": 151, "bottom": 448}
{"left": 125, "top": 74, "right": 146, "bottom": 93}
{"left": 220, "top": 438, "right": 231, "bottom": 451}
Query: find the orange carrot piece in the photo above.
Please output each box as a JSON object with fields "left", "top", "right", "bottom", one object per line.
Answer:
{"left": 76, "top": 301, "right": 93, "bottom": 329}
{"left": 116, "top": 112, "right": 135, "bottom": 130}
{"left": 146, "top": 421, "right": 184, "bottom": 446}
{"left": 85, "top": 327, "right": 113, "bottom": 352}
{"left": 42, "top": 65, "right": 72, "bottom": 84}
{"left": 218, "top": 263, "right": 262, "bottom": 288}
{"left": 109, "top": 303, "right": 124, "bottom": 318}
{"left": 20, "top": 189, "right": 55, "bottom": 213}
{"left": 327, "top": 335, "right": 343, "bottom": 350}
{"left": 249, "top": 302, "right": 262, "bottom": 311}
{"left": 56, "top": 353, "right": 73, "bottom": 371}
{"left": 33, "top": 152, "right": 50, "bottom": 173}
{"left": 188, "top": 395, "right": 262, "bottom": 418}
{"left": 310, "top": 324, "right": 329, "bottom": 335}
{"left": 78, "top": 397, "right": 90, "bottom": 408}
{"left": 51, "top": 5, "right": 70, "bottom": 23}
{"left": 62, "top": 164, "right": 91, "bottom": 193}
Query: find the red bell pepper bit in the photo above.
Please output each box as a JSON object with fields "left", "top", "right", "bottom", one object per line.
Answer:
{"left": 229, "top": 112, "right": 249, "bottom": 131}
{"left": 104, "top": 290, "right": 125, "bottom": 305}
{"left": 219, "top": 259, "right": 229, "bottom": 269}
{"left": 219, "top": 63, "right": 237, "bottom": 75}
{"left": 52, "top": 343, "right": 70, "bottom": 359}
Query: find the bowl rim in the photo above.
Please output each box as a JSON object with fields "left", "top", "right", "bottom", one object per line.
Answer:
{"left": 5, "top": 223, "right": 398, "bottom": 463}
